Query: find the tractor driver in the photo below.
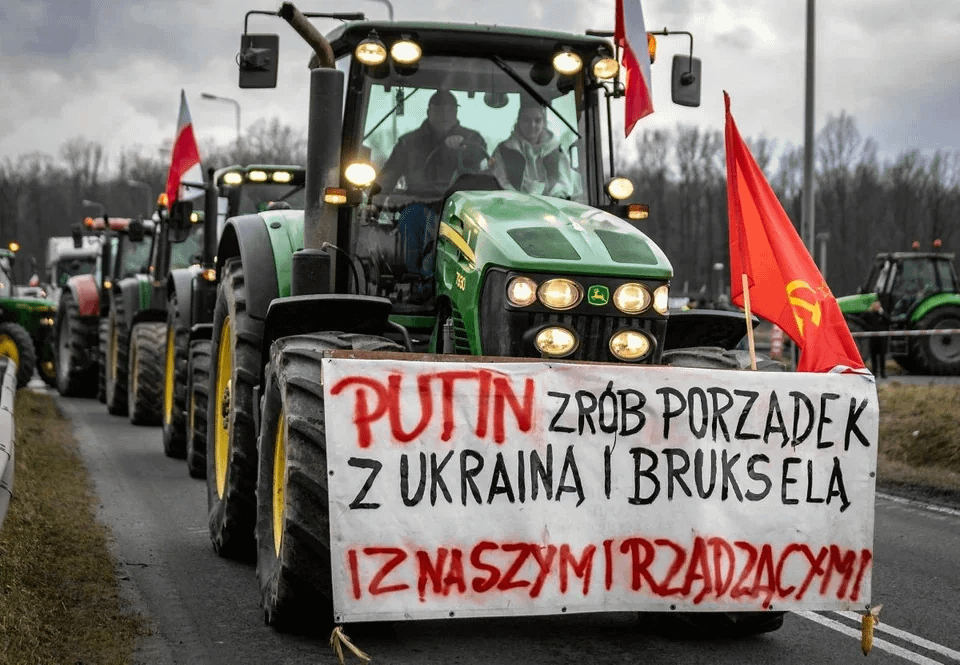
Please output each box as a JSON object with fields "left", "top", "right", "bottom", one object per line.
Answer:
{"left": 375, "top": 90, "right": 487, "bottom": 305}
{"left": 377, "top": 89, "right": 488, "bottom": 196}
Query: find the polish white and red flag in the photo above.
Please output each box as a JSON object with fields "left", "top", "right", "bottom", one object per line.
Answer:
{"left": 164, "top": 89, "right": 203, "bottom": 204}
{"left": 614, "top": 0, "right": 654, "bottom": 137}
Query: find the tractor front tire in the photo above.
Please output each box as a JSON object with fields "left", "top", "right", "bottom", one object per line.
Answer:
{"left": 128, "top": 322, "right": 166, "bottom": 426}
{"left": 162, "top": 294, "right": 189, "bottom": 457}
{"left": 0, "top": 322, "right": 37, "bottom": 389}
{"left": 206, "top": 258, "right": 262, "bottom": 561}
{"left": 912, "top": 305, "right": 960, "bottom": 375}
{"left": 97, "top": 318, "right": 108, "bottom": 402}
{"left": 256, "top": 332, "right": 405, "bottom": 634}
{"left": 55, "top": 292, "right": 98, "bottom": 397}
{"left": 105, "top": 305, "right": 130, "bottom": 416}
{"left": 186, "top": 339, "right": 211, "bottom": 479}
{"left": 657, "top": 345, "right": 787, "bottom": 637}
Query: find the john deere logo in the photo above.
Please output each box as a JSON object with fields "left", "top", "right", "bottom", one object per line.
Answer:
{"left": 588, "top": 285, "right": 609, "bottom": 305}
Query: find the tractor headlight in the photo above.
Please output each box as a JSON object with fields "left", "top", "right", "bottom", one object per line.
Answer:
{"left": 507, "top": 276, "right": 537, "bottom": 307}
{"left": 613, "top": 283, "right": 651, "bottom": 314}
{"left": 391, "top": 38, "right": 422, "bottom": 65}
{"left": 592, "top": 55, "right": 619, "bottom": 80}
{"left": 652, "top": 284, "right": 670, "bottom": 314}
{"left": 344, "top": 162, "right": 377, "bottom": 188}
{"left": 247, "top": 170, "right": 268, "bottom": 182}
{"left": 40, "top": 317, "right": 55, "bottom": 326}
{"left": 356, "top": 33, "right": 387, "bottom": 66}
{"left": 609, "top": 330, "right": 652, "bottom": 361}
{"left": 538, "top": 278, "right": 582, "bottom": 310}
{"left": 271, "top": 170, "right": 293, "bottom": 183}
{"left": 552, "top": 48, "right": 583, "bottom": 76}
{"left": 222, "top": 172, "right": 243, "bottom": 185}
{"left": 535, "top": 326, "right": 578, "bottom": 357}
{"left": 607, "top": 177, "right": 634, "bottom": 200}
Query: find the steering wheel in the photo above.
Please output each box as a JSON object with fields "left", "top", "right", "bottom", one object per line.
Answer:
{"left": 421, "top": 140, "right": 490, "bottom": 192}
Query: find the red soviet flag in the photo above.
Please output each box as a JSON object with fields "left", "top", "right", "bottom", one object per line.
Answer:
{"left": 615, "top": 0, "right": 654, "bottom": 137}
{"left": 724, "top": 92, "right": 865, "bottom": 374}
{"left": 164, "top": 90, "right": 203, "bottom": 204}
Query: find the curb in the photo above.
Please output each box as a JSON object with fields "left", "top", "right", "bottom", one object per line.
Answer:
{"left": 0, "top": 356, "right": 17, "bottom": 530}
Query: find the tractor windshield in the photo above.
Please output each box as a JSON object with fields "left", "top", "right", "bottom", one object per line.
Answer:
{"left": 0, "top": 262, "right": 11, "bottom": 297}
{"left": 232, "top": 183, "right": 307, "bottom": 216}
{"left": 169, "top": 221, "right": 205, "bottom": 271}
{"left": 56, "top": 256, "right": 96, "bottom": 285}
{"left": 118, "top": 234, "right": 152, "bottom": 280}
{"left": 360, "top": 54, "right": 587, "bottom": 203}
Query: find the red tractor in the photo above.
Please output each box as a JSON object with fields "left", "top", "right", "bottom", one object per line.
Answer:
{"left": 54, "top": 216, "right": 148, "bottom": 397}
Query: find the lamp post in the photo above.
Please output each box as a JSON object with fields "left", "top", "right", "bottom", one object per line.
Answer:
{"left": 201, "top": 92, "right": 242, "bottom": 148}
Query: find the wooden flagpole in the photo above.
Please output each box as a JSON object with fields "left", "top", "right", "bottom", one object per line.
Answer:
{"left": 741, "top": 273, "right": 758, "bottom": 370}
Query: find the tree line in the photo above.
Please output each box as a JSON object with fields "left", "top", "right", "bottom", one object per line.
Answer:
{"left": 619, "top": 111, "right": 960, "bottom": 300}
{"left": 1, "top": 111, "right": 957, "bottom": 300}
{"left": 0, "top": 118, "right": 307, "bottom": 284}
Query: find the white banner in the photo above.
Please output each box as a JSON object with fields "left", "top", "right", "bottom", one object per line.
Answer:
{"left": 323, "top": 357, "right": 877, "bottom": 623}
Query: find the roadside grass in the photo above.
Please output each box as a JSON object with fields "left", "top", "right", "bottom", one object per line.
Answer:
{"left": 0, "top": 390, "right": 146, "bottom": 665}
{"left": 876, "top": 382, "right": 960, "bottom": 492}
{"left": 0, "top": 382, "right": 956, "bottom": 664}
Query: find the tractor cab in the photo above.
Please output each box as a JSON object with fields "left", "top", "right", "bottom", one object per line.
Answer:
{"left": 324, "top": 22, "right": 659, "bottom": 314}
{"left": 863, "top": 252, "right": 958, "bottom": 319}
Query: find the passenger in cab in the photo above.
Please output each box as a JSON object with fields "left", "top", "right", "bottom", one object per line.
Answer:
{"left": 491, "top": 98, "right": 580, "bottom": 200}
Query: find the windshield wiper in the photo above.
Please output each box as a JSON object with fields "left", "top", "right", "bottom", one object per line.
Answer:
{"left": 363, "top": 88, "right": 421, "bottom": 141}
{"left": 490, "top": 56, "right": 581, "bottom": 139}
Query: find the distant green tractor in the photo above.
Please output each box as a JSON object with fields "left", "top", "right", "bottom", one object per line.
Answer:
{"left": 0, "top": 248, "right": 57, "bottom": 388}
{"left": 838, "top": 251, "right": 960, "bottom": 374}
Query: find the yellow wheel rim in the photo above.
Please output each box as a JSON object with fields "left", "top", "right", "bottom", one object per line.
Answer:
{"left": 163, "top": 326, "right": 176, "bottom": 426}
{"left": 272, "top": 406, "right": 286, "bottom": 557}
{"left": 109, "top": 319, "right": 119, "bottom": 382}
{"left": 0, "top": 335, "right": 19, "bottom": 365}
{"left": 214, "top": 316, "right": 233, "bottom": 498}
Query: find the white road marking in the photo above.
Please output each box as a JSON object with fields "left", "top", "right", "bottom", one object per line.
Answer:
{"left": 795, "top": 610, "right": 945, "bottom": 665}
{"left": 876, "top": 492, "right": 960, "bottom": 519}
{"left": 833, "top": 611, "right": 960, "bottom": 662}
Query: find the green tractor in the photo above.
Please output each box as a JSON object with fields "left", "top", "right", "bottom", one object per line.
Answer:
{"left": 163, "top": 164, "right": 306, "bottom": 474}
{"left": 0, "top": 248, "right": 57, "bottom": 388}
{"left": 105, "top": 201, "right": 202, "bottom": 426}
{"left": 196, "top": 3, "right": 804, "bottom": 637}
{"left": 838, "top": 251, "right": 960, "bottom": 374}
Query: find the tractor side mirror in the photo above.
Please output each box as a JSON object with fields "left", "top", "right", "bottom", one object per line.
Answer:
{"left": 71, "top": 223, "right": 84, "bottom": 249}
{"left": 168, "top": 200, "right": 194, "bottom": 242}
{"left": 671, "top": 55, "right": 702, "bottom": 107}
{"left": 128, "top": 219, "right": 146, "bottom": 243}
{"left": 238, "top": 34, "right": 280, "bottom": 89}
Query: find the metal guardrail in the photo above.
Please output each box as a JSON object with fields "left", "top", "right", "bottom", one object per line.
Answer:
{"left": 850, "top": 329, "right": 960, "bottom": 338}
{"left": 0, "top": 356, "right": 17, "bottom": 531}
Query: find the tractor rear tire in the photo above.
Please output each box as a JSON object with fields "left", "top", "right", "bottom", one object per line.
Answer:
{"left": 55, "top": 292, "right": 98, "bottom": 397}
{"left": 97, "top": 318, "right": 108, "bottom": 402}
{"left": 128, "top": 322, "right": 165, "bottom": 426}
{"left": 186, "top": 339, "right": 211, "bottom": 479}
{"left": 0, "top": 322, "right": 37, "bottom": 389}
{"left": 658, "top": 345, "right": 786, "bottom": 637}
{"left": 105, "top": 303, "right": 130, "bottom": 416}
{"left": 256, "top": 332, "right": 405, "bottom": 633}
{"left": 912, "top": 305, "right": 960, "bottom": 375}
{"left": 162, "top": 293, "right": 189, "bottom": 457}
{"left": 206, "top": 258, "right": 262, "bottom": 561}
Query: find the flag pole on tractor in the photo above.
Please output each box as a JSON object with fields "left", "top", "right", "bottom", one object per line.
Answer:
{"left": 164, "top": 90, "right": 203, "bottom": 205}
{"left": 723, "top": 91, "right": 866, "bottom": 375}
{"left": 615, "top": 0, "right": 655, "bottom": 136}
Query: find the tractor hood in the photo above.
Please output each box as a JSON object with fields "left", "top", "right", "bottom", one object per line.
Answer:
{"left": 2, "top": 296, "right": 56, "bottom": 313}
{"left": 444, "top": 190, "right": 673, "bottom": 279}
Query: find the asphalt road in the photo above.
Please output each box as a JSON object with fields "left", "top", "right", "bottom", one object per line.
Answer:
{"left": 52, "top": 390, "right": 960, "bottom": 665}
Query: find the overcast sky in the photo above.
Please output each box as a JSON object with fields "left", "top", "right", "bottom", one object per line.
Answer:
{"left": 0, "top": 0, "right": 957, "bottom": 169}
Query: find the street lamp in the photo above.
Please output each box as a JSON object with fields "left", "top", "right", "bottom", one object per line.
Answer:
{"left": 82, "top": 199, "right": 106, "bottom": 219}
{"left": 201, "top": 92, "right": 241, "bottom": 146}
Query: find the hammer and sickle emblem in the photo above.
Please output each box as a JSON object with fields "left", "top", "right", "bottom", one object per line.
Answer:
{"left": 786, "top": 280, "right": 822, "bottom": 336}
